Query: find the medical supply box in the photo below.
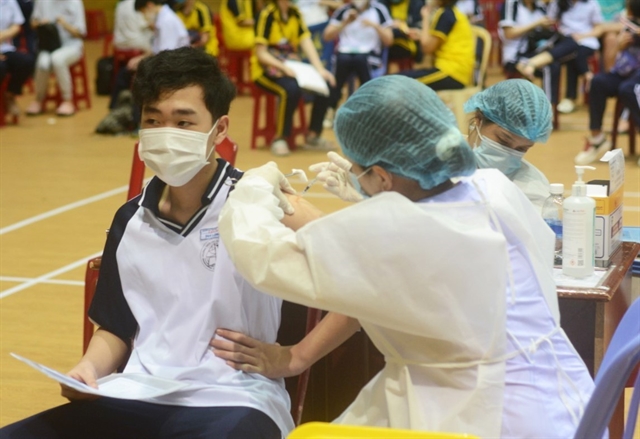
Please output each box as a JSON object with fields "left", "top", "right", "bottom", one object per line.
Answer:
{"left": 585, "top": 149, "right": 625, "bottom": 268}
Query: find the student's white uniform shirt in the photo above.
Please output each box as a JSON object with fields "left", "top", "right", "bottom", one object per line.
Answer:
{"left": 219, "top": 168, "right": 595, "bottom": 438}
{"left": 499, "top": 0, "right": 547, "bottom": 64}
{"left": 89, "top": 161, "right": 294, "bottom": 438}
{"left": 113, "top": 0, "right": 153, "bottom": 51}
{"left": 330, "top": 1, "right": 393, "bottom": 54}
{"left": 548, "top": 0, "right": 604, "bottom": 49}
{"left": 0, "top": 0, "right": 24, "bottom": 53}
{"left": 152, "top": 4, "right": 190, "bottom": 54}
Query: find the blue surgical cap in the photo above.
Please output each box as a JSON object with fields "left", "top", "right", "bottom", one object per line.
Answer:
{"left": 463, "top": 79, "right": 553, "bottom": 143}
{"left": 334, "top": 76, "right": 477, "bottom": 191}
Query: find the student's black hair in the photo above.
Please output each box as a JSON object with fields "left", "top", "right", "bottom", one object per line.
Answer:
{"left": 134, "top": 0, "right": 164, "bottom": 11}
{"left": 629, "top": 0, "right": 640, "bottom": 19}
{"left": 440, "top": 0, "right": 459, "bottom": 8}
{"left": 133, "top": 47, "right": 236, "bottom": 121}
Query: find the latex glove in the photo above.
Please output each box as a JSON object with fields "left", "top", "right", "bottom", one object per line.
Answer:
{"left": 308, "top": 151, "right": 363, "bottom": 202}
{"left": 243, "top": 161, "right": 296, "bottom": 214}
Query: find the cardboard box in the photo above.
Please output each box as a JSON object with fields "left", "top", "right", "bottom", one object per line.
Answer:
{"left": 586, "top": 149, "right": 625, "bottom": 267}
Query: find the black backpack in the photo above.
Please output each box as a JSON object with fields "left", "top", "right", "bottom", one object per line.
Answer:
{"left": 95, "top": 56, "right": 114, "bottom": 96}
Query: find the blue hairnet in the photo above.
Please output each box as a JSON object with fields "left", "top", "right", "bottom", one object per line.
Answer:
{"left": 463, "top": 79, "right": 553, "bottom": 143}
{"left": 334, "top": 76, "right": 476, "bottom": 191}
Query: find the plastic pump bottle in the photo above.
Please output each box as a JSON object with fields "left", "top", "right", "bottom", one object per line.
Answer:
{"left": 542, "top": 183, "right": 564, "bottom": 266}
{"left": 562, "top": 166, "right": 596, "bottom": 278}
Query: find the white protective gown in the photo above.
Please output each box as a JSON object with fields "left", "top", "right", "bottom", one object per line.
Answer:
{"left": 218, "top": 168, "right": 594, "bottom": 438}
{"left": 508, "top": 159, "right": 551, "bottom": 213}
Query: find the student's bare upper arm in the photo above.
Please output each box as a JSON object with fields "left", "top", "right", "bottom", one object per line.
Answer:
{"left": 280, "top": 194, "right": 324, "bottom": 231}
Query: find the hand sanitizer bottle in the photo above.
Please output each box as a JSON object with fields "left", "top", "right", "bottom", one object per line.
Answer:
{"left": 562, "top": 166, "right": 596, "bottom": 278}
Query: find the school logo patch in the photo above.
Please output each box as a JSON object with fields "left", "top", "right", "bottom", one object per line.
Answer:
{"left": 201, "top": 239, "right": 218, "bottom": 271}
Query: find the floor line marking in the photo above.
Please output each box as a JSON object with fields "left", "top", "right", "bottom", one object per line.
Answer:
{"left": 0, "top": 251, "right": 102, "bottom": 299}
{"left": 0, "top": 186, "right": 128, "bottom": 236}
{"left": 0, "top": 276, "right": 84, "bottom": 287}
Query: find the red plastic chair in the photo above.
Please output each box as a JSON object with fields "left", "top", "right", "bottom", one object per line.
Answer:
{"left": 478, "top": 0, "right": 503, "bottom": 66}
{"left": 214, "top": 14, "right": 252, "bottom": 95}
{"left": 85, "top": 9, "right": 108, "bottom": 40}
{"left": 0, "top": 75, "right": 19, "bottom": 127}
{"left": 251, "top": 84, "right": 308, "bottom": 150}
{"left": 42, "top": 54, "right": 92, "bottom": 111}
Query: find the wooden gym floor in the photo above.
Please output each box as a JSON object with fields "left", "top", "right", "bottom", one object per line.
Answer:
{"left": 0, "top": 39, "right": 639, "bottom": 429}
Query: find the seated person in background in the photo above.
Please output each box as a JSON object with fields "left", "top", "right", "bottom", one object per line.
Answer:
{"left": 173, "top": 0, "right": 219, "bottom": 57}
{"left": 517, "top": 0, "right": 604, "bottom": 114}
{"left": 113, "top": 0, "right": 153, "bottom": 52}
{"left": 213, "top": 74, "right": 595, "bottom": 438}
{"left": 26, "top": 0, "right": 86, "bottom": 117}
{"left": 575, "top": 0, "right": 640, "bottom": 165}
{"left": 0, "top": 0, "right": 35, "bottom": 117}
{"left": 380, "top": 0, "right": 425, "bottom": 63}
{"left": 108, "top": 0, "right": 189, "bottom": 111}
{"left": 296, "top": 0, "right": 343, "bottom": 68}
{"left": 398, "top": 0, "right": 475, "bottom": 90}
{"left": 0, "top": 47, "right": 293, "bottom": 439}
{"left": 598, "top": 0, "right": 625, "bottom": 71}
{"left": 252, "top": 0, "right": 336, "bottom": 156}
{"left": 321, "top": 0, "right": 393, "bottom": 126}
{"left": 499, "top": 0, "right": 555, "bottom": 76}
{"left": 464, "top": 79, "right": 553, "bottom": 211}
{"left": 13, "top": 0, "right": 37, "bottom": 57}
{"left": 457, "top": 0, "right": 483, "bottom": 23}
{"left": 219, "top": 0, "right": 256, "bottom": 51}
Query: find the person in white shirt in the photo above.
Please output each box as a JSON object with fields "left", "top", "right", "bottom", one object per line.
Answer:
{"left": 108, "top": 0, "right": 189, "bottom": 113}
{"left": 322, "top": 0, "right": 393, "bottom": 125}
{"left": 113, "top": 0, "right": 153, "bottom": 51}
{"left": 0, "top": 0, "right": 35, "bottom": 117}
{"left": 25, "top": 0, "right": 86, "bottom": 117}
{"left": 0, "top": 47, "right": 292, "bottom": 439}
{"left": 516, "top": 0, "right": 604, "bottom": 113}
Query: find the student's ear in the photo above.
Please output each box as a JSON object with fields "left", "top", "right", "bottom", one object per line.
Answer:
{"left": 214, "top": 116, "right": 230, "bottom": 144}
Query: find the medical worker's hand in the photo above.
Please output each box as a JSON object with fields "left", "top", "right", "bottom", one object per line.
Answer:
{"left": 61, "top": 360, "right": 100, "bottom": 401}
{"left": 243, "top": 162, "right": 296, "bottom": 215}
{"left": 211, "top": 329, "right": 306, "bottom": 379}
{"left": 308, "top": 151, "right": 364, "bottom": 202}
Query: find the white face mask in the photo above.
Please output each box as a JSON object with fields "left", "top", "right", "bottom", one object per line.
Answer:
{"left": 472, "top": 125, "right": 525, "bottom": 177}
{"left": 138, "top": 120, "right": 219, "bottom": 187}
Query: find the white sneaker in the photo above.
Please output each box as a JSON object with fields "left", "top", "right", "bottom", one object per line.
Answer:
{"left": 557, "top": 98, "right": 575, "bottom": 114}
{"left": 303, "top": 136, "right": 336, "bottom": 151}
{"left": 323, "top": 107, "right": 335, "bottom": 129}
{"left": 574, "top": 137, "right": 611, "bottom": 165}
{"left": 270, "top": 139, "right": 291, "bottom": 156}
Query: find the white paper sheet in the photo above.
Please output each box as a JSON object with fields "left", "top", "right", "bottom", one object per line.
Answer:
{"left": 284, "top": 60, "right": 330, "bottom": 96}
{"left": 10, "top": 353, "right": 189, "bottom": 400}
{"left": 552, "top": 268, "right": 607, "bottom": 288}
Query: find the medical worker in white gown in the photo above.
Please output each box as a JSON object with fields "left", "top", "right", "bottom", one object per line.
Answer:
{"left": 215, "top": 75, "right": 595, "bottom": 438}
{"left": 465, "top": 79, "right": 554, "bottom": 212}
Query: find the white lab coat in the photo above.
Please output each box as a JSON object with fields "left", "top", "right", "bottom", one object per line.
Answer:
{"left": 218, "top": 169, "right": 592, "bottom": 437}
{"left": 509, "top": 159, "right": 551, "bottom": 213}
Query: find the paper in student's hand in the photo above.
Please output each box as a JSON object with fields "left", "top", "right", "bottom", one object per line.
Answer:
{"left": 284, "top": 60, "right": 330, "bottom": 96}
{"left": 10, "top": 353, "right": 189, "bottom": 400}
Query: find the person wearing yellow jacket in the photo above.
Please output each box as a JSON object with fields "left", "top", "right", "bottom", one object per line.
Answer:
{"left": 174, "top": 0, "right": 219, "bottom": 56}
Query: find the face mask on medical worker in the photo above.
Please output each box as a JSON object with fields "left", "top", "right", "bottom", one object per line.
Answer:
{"left": 348, "top": 167, "right": 373, "bottom": 198}
{"left": 471, "top": 123, "right": 525, "bottom": 177}
{"left": 138, "top": 119, "right": 219, "bottom": 187}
